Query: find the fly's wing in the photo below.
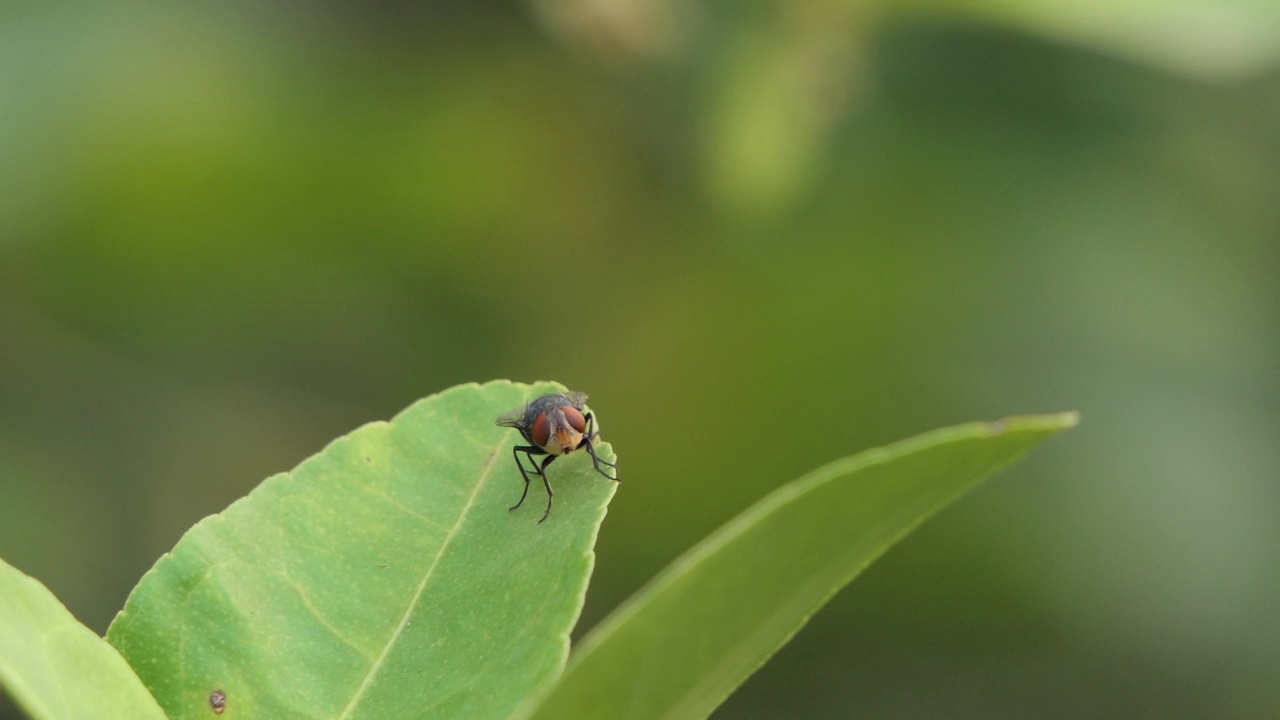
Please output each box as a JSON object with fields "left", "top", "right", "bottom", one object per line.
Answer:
{"left": 562, "top": 391, "right": 589, "bottom": 409}
{"left": 495, "top": 403, "right": 529, "bottom": 429}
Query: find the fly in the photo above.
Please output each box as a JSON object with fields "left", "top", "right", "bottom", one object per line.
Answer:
{"left": 495, "top": 390, "right": 619, "bottom": 522}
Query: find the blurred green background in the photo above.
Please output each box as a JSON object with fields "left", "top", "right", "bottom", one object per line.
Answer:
{"left": 2, "top": 1, "right": 1278, "bottom": 718}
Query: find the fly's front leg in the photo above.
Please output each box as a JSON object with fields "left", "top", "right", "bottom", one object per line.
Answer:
{"left": 537, "top": 454, "right": 558, "bottom": 523}
{"left": 581, "top": 412, "right": 619, "bottom": 479}
{"left": 510, "top": 445, "right": 545, "bottom": 512}
{"left": 582, "top": 437, "right": 620, "bottom": 481}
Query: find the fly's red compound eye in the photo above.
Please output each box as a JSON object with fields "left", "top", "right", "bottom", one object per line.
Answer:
{"left": 562, "top": 405, "right": 586, "bottom": 433}
{"left": 531, "top": 412, "right": 551, "bottom": 447}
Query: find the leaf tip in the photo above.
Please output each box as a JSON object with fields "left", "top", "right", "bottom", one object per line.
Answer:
{"left": 984, "top": 411, "right": 1080, "bottom": 436}
{"left": 1056, "top": 410, "right": 1082, "bottom": 428}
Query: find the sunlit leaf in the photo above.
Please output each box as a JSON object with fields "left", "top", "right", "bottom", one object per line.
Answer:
{"left": 106, "top": 381, "right": 618, "bottom": 719}
{"left": 0, "top": 556, "right": 165, "bottom": 720}
{"left": 522, "top": 413, "right": 1077, "bottom": 720}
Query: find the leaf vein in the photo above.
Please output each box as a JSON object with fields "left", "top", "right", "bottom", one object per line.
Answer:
{"left": 280, "top": 567, "right": 376, "bottom": 663}
{"left": 334, "top": 436, "right": 506, "bottom": 719}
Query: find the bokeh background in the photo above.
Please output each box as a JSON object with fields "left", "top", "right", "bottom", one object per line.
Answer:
{"left": 2, "top": 1, "right": 1279, "bottom": 718}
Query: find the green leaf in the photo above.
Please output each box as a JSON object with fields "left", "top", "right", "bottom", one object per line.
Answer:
{"left": 106, "top": 380, "right": 618, "bottom": 720}
{"left": 0, "top": 556, "right": 166, "bottom": 720}
{"left": 522, "top": 413, "right": 1078, "bottom": 720}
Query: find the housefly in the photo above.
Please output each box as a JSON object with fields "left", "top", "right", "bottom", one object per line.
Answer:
{"left": 495, "top": 391, "right": 619, "bottom": 522}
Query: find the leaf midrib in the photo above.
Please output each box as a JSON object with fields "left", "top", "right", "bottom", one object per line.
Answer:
{"left": 335, "top": 433, "right": 507, "bottom": 719}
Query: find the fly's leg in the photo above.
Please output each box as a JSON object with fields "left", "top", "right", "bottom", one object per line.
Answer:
{"left": 583, "top": 412, "right": 601, "bottom": 443}
{"left": 537, "top": 454, "right": 557, "bottom": 523}
{"left": 510, "top": 445, "right": 545, "bottom": 512}
{"left": 583, "top": 412, "right": 616, "bottom": 474}
{"left": 583, "top": 437, "right": 620, "bottom": 481}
